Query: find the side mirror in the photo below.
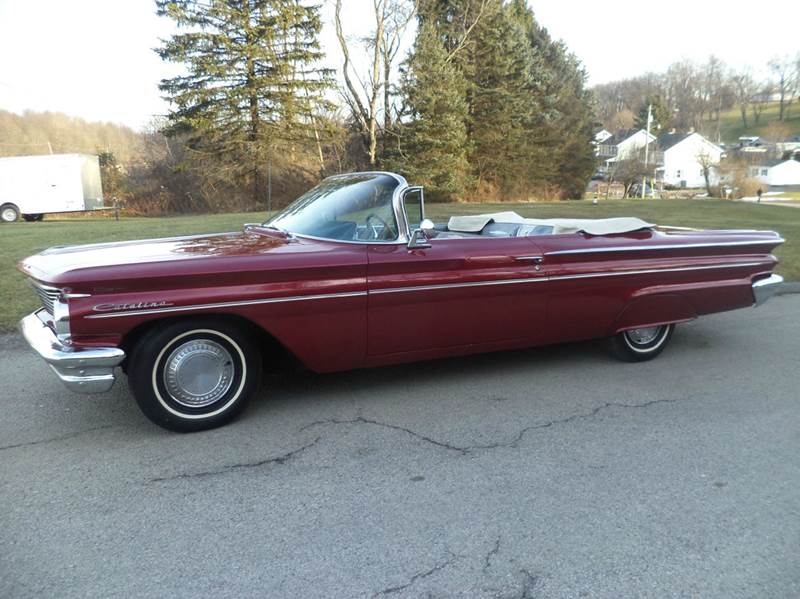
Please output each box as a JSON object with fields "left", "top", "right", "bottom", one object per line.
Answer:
{"left": 407, "top": 219, "right": 435, "bottom": 249}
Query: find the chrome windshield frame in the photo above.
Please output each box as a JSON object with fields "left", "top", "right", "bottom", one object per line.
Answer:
{"left": 266, "top": 171, "right": 411, "bottom": 246}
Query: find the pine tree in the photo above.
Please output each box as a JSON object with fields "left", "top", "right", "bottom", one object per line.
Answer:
{"left": 467, "top": 4, "right": 543, "bottom": 197}
{"left": 390, "top": 23, "right": 471, "bottom": 201}
{"left": 508, "top": 0, "right": 596, "bottom": 198}
{"left": 634, "top": 95, "right": 671, "bottom": 132}
{"left": 156, "top": 0, "right": 331, "bottom": 207}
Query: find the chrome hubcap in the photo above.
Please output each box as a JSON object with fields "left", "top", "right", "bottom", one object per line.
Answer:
{"left": 626, "top": 326, "right": 661, "bottom": 345}
{"left": 2, "top": 208, "right": 16, "bottom": 222}
{"left": 163, "top": 339, "right": 234, "bottom": 408}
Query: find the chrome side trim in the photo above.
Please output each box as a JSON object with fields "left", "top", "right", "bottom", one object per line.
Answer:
{"left": 85, "top": 290, "right": 369, "bottom": 319}
{"left": 752, "top": 274, "right": 784, "bottom": 306}
{"left": 545, "top": 239, "right": 785, "bottom": 256}
{"left": 547, "top": 261, "right": 767, "bottom": 282}
{"left": 371, "top": 276, "right": 548, "bottom": 295}
{"left": 80, "top": 261, "right": 771, "bottom": 319}
{"left": 372, "top": 261, "right": 768, "bottom": 294}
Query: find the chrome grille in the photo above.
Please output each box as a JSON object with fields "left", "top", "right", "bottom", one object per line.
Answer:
{"left": 31, "top": 282, "right": 60, "bottom": 316}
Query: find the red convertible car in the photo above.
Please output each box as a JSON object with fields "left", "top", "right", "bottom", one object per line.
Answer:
{"left": 19, "top": 172, "right": 784, "bottom": 431}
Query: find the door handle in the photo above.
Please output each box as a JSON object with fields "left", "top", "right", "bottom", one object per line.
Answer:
{"left": 514, "top": 255, "right": 544, "bottom": 264}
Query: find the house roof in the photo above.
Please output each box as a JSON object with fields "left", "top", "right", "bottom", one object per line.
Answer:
{"left": 753, "top": 159, "right": 786, "bottom": 168}
{"left": 601, "top": 129, "right": 653, "bottom": 146}
{"left": 656, "top": 132, "right": 692, "bottom": 152}
{"left": 656, "top": 131, "right": 723, "bottom": 154}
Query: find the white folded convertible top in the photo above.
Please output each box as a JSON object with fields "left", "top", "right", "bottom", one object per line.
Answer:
{"left": 447, "top": 211, "right": 654, "bottom": 236}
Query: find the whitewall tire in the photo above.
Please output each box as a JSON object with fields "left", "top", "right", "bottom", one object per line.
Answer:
{"left": 609, "top": 324, "right": 674, "bottom": 362}
{"left": 127, "top": 319, "right": 261, "bottom": 432}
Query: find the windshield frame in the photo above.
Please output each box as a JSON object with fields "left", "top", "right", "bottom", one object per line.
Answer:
{"left": 265, "top": 171, "right": 410, "bottom": 245}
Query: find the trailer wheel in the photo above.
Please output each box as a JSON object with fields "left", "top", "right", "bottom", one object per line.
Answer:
{"left": 23, "top": 214, "right": 44, "bottom": 222}
{"left": 1, "top": 204, "right": 20, "bottom": 223}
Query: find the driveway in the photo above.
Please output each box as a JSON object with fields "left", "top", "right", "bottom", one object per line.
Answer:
{"left": 2, "top": 296, "right": 799, "bottom": 598}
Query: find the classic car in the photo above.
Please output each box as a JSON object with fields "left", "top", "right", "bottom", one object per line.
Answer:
{"left": 19, "top": 172, "right": 784, "bottom": 432}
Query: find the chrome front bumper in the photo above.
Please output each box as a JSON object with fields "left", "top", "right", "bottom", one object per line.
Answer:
{"left": 19, "top": 310, "right": 125, "bottom": 394}
{"left": 752, "top": 274, "right": 784, "bottom": 307}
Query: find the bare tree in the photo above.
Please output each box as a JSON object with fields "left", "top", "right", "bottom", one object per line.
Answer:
{"left": 751, "top": 82, "right": 773, "bottom": 125}
{"left": 607, "top": 155, "right": 654, "bottom": 198}
{"left": 696, "top": 151, "right": 716, "bottom": 196}
{"left": 769, "top": 55, "right": 798, "bottom": 121}
{"left": 380, "top": 1, "right": 418, "bottom": 146}
{"left": 665, "top": 60, "right": 703, "bottom": 131}
{"left": 334, "top": 0, "right": 488, "bottom": 166}
{"left": 730, "top": 69, "right": 756, "bottom": 128}
{"left": 334, "top": 0, "right": 385, "bottom": 166}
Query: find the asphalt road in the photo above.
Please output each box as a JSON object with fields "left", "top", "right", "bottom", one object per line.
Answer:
{"left": 2, "top": 296, "right": 799, "bottom": 599}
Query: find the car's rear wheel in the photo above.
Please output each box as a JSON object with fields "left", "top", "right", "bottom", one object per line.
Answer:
{"left": 609, "top": 324, "right": 674, "bottom": 362}
{"left": 127, "top": 319, "right": 261, "bottom": 432}
{"left": 1, "top": 203, "right": 20, "bottom": 223}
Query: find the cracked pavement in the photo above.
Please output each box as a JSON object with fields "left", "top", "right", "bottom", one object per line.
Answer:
{"left": 2, "top": 296, "right": 799, "bottom": 598}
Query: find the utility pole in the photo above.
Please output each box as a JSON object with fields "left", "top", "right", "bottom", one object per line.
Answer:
{"left": 642, "top": 103, "right": 652, "bottom": 199}
{"left": 267, "top": 153, "right": 272, "bottom": 213}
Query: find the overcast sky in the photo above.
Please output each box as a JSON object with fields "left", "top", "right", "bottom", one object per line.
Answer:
{"left": 0, "top": 0, "right": 797, "bottom": 130}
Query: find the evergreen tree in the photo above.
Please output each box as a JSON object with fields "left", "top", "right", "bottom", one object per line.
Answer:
{"left": 508, "top": 0, "right": 596, "bottom": 198}
{"left": 156, "top": 0, "right": 331, "bottom": 207}
{"left": 409, "top": 0, "right": 596, "bottom": 200}
{"left": 390, "top": 22, "right": 471, "bottom": 201}
{"left": 467, "top": 4, "right": 545, "bottom": 197}
{"left": 634, "top": 95, "right": 671, "bottom": 132}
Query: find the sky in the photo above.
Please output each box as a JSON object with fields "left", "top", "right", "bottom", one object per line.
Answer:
{"left": 0, "top": 0, "right": 798, "bottom": 131}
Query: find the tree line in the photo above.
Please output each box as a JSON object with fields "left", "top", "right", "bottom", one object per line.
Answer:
{"left": 149, "top": 0, "right": 596, "bottom": 211}
{"left": 593, "top": 54, "right": 800, "bottom": 139}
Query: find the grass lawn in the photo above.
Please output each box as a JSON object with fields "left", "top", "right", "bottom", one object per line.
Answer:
{"left": 707, "top": 101, "right": 800, "bottom": 143}
{"left": 1, "top": 198, "right": 797, "bottom": 333}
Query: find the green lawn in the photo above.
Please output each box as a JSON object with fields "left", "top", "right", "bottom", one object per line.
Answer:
{"left": 1, "top": 198, "right": 797, "bottom": 332}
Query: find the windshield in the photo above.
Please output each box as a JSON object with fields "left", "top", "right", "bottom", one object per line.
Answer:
{"left": 266, "top": 173, "right": 400, "bottom": 242}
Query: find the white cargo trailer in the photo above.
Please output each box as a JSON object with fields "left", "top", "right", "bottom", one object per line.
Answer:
{"left": 0, "top": 154, "right": 105, "bottom": 223}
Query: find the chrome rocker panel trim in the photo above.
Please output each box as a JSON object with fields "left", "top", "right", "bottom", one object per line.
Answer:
{"left": 752, "top": 274, "right": 784, "bottom": 307}
{"left": 20, "top": 310, "right": 125, "bottom": 393}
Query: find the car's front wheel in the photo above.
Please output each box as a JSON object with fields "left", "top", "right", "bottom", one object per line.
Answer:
{"left": 127, "top": 319, "right": 261, "bottom": 432}
{"left": 609, "top": 324, "right": 674, "bottom": 362}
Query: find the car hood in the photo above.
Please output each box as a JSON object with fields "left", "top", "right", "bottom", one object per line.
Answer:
{"left": 18, "top": 228, "right": 303, "bottom": 287}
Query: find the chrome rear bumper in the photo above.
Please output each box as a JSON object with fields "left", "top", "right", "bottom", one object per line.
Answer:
{"left": 752, "top": 274, "right": 784, "bottom": 307}
{"left": 19, "top": 310, "right": 125, "bottom": 394}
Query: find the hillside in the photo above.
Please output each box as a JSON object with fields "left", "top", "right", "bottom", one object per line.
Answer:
{"left": 702, "top": 102, "right": 800, "bottom": 144}
{"left": 0, "top": 110, "right": 145, "bottom": 163}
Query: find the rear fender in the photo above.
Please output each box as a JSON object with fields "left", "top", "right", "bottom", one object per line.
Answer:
{"left": 610, "top": 293, "right": 697, "bottom": 335}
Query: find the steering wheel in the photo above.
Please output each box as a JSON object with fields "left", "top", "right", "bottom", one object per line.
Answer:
{"left": 365, "top": 213, "right": 391, "bottom": 240}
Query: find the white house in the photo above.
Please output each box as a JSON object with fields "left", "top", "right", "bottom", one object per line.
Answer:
{"left": 655, "top": 132, "right": 724, "bottom": 188}
{"left": 749, "top": 159, "right": 800, "bottom": 186}
{"left": 594, "top": 129, "right": 613, "bottom": 144}
{"left": 595, "top": 129, "right": 657, "bottom": 174}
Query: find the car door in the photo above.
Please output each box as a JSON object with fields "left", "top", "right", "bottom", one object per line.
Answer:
{"left": 366, "top": 234, "right": 549, "bottom": 356}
